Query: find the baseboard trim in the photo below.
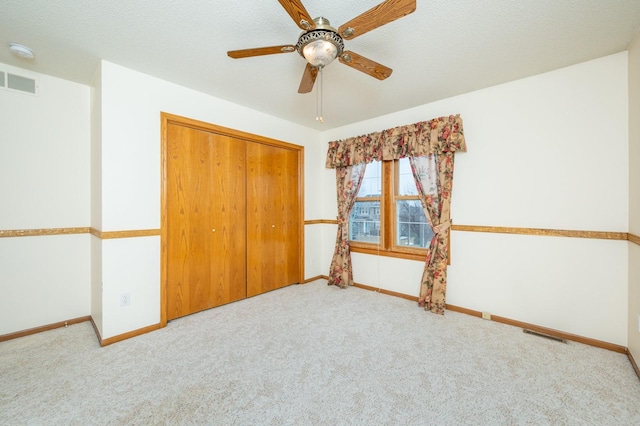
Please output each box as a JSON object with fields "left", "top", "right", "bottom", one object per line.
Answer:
{"left": 349, "top": 283, "right": 627, "bottom": 354}
{"left": 627, "top": 349, "right": 640, "bottom": 380}
{"left": 2, "top": 285, "right": 634, "bottom": 369}
{"left": 445, "top": 304, "right": 627, "bottom": 354}
{"left": 99, "top": 323, "right": 162, "bottom": 346}
{"left": 353, "top": 282, "right": 418, "bottom": 302}
{"left": 89, "top": 317, "right": 161, "bottom": 347}
{"left": 302, "top": 275, "right": 329, "bottom": 283}
{"left": 89, "top": 316, "right": 103, "bottom": 345}
{"left": 0, "top": 316, "right": 91, "bottom": 342}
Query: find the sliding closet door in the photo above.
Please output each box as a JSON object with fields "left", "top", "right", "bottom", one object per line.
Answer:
{"left": 246, "top": 142, "right": 300, "bottom": 297}
{"left": 165, "top": 123, "right": 247, "bottom": 320}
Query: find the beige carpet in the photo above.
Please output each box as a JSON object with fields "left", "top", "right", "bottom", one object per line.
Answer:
{"left": 1, "top": 279, "right": 639, "bottom": 425}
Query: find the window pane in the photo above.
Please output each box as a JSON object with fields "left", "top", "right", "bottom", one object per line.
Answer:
{"left": 358, "top": 161, "right": 382, "bottom": 198}
{"left": 396, "top": 200, "right": 433, "bottom": 248}
{"left": 350, "top": 201, "right": 380, "bottom": 244}
{"left": 398, "top": 157, "right": 418, "bottom": 196}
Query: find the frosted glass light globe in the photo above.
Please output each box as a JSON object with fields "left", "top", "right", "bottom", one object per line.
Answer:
{"left": 303, "top": 39, "right": 338, "bottom": 67}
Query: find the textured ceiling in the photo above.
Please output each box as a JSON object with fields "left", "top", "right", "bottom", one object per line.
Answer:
{"left": 1, "top": 0, "right": 639, "bottom": 130}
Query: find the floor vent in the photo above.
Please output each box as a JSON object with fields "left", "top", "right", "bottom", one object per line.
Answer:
{"left": 523, "top": 329, "right": 567, "bottom": 343}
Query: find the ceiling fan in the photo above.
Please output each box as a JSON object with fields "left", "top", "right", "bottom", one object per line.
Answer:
{"left": 227, "top": 0, "right": 417, "bottom": 94}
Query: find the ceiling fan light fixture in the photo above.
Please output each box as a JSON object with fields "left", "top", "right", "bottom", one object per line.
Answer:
{"left": 302, "top": 39, "right": 338, "bottom": 67}
{"left": 296, "top": 17, "right": 344, "bottom": 68}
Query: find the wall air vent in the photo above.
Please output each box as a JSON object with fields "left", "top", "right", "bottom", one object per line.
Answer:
{"left": 7, "top": 73, "right": 37, "bottom": 94}
{"left": 0, "top": 71, "right": 37, "bottom": 95}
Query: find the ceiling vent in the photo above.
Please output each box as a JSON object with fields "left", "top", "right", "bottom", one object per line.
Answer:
{"left": 0, "top": 71, "right": 37, "bottom": 95}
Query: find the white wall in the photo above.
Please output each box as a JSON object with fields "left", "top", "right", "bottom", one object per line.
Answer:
{"left": 1, "top": 51, "right": 632, "bottom": 347}
{"left": 0, "top": 63, "right": 91, "bottom": 334}
{"left": 628, "top": 32, "right": 640, "bottom": 359}
{"left": 448, "top": 233, "right": 627, "bottom": 343}
{"left": 320, "top": 53, "right": 629, "bottom": 345}
{"left": 101, "top": 237, "right": 160, "bottom": 338}
{"left": 99, "top": 61, "right": 321, "bottom": 232}
{"left": 303, "top": 136, "right": 327, "bottom": 279}
{"left": 0, "top": 235, "right": 90, "bottom": 335}
{"left": 90, "top": 65, "right": 104, "bottom": 336}
{"left": 97, "top": 61, "right": 322, "bottom": 338}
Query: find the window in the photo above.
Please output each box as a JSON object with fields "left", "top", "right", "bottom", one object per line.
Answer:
{"left": 349, "top": 158, "right": 434, "bottom": 260}
{"left": 350, "top": 161, "right": 382, "bottom": 244}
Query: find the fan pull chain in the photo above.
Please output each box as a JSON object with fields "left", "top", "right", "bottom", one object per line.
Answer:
{"left": 316, "top": 66, "right": 324, "bottom": 123}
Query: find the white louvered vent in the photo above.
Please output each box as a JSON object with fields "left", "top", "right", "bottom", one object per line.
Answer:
{"left": 0, "top": 71, "right": 37, "bottom": 95}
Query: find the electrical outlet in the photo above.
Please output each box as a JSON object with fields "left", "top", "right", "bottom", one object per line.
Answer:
{"left": 482, "top": 311, "right": 492, "bottom": 320}
{"left": 120, "top": 292, "right": 131, "bottom": 307}
{"left": 637, "top": 314, "right": 640, "bottom": 333}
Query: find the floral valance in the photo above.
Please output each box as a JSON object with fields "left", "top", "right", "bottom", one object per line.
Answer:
{"left": 326, "top": 115, "right": 467, "bottom": 169}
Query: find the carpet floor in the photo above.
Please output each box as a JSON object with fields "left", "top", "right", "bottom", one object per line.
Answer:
{"left": 1, "top": 280, "right": 639, "bottom": 425}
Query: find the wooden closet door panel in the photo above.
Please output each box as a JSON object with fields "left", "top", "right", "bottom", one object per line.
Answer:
{"left": 275, "top": 148, "right": 301, "bottom": 285}
{"left": 166, "top": 124, "right": 246, "bottom": 321}
{"left": 209, "top": 135, "right": 247, "bottom": 305}
{"left": 166, "top": 123, "right": 214, "bottom": 319}
{"left": 246, "top": 142, "right": 300, "bottom": 297}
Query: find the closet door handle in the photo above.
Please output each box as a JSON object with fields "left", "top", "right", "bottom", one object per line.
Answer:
{"left": 212, "top": 229, "right": 216, "bottom": 232}
{"left": 272, "top": 225, "right": 276, "bottom": 228}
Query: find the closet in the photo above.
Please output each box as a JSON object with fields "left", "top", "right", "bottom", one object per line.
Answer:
{"left": 161, "top": 113, "right": 302, "bottom": 323}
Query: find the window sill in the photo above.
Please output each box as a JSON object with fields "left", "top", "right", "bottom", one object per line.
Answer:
{"left": 350, "top": 245, "right": 426, "bottom": 262}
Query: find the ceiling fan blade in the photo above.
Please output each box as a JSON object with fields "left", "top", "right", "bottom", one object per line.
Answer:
{"left": 227, "top": 45, "right": 296, "bottom": 59}
{"left": 338, "top": 0, "right": 416, "bottom": 40}
{"left": 298, "top": 63, "right": 318, "bottom": 93}
{"left": 277, "top": 0, "right": 316, "bottom": 31}
{"left": 339, "top": 51, "right": 393, "bottom": 80}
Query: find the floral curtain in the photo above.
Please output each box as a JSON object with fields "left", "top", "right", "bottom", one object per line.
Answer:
{"left": 326, "top": 115, "right": 466, "bottom": 168}
{"left": 325, "top": 114, "right": 466, "bottom": 311}
{"left": 327, "top": 163, "right": 367, "bottom": 288}
{"left": 409, "top": 154, "right": 455, "bottom": 314}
